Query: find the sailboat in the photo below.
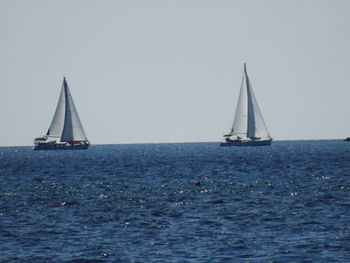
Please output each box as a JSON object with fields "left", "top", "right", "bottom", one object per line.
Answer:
{"left": 33, "top": 77, "right": 90, "bottom": 150}
{"left": 221, "top": 63, "right": 272, "bottom": 146}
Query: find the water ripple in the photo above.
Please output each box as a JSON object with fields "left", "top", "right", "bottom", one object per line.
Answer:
{"left": 0, "top": 141, "right": 349, "bottom": 262}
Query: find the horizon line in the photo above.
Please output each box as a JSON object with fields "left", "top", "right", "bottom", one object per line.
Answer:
{"left": 0, "top": 138, "right": 345, "bottom": 148}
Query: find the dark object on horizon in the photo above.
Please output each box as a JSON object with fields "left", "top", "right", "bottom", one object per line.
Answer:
{"left": 344, "top": 137, "right": 350, "bottom": 141}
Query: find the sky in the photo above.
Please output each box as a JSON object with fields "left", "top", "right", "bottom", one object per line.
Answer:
{"left": 1, "top": 0, "right": 350, "bottom": 146}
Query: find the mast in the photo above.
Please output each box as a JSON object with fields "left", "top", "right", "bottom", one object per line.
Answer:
{"left": 60, "top": 77, "right": 88, "bottom": 142}
{"left": 246, "top": 64, "right": 256, "bottom": 138}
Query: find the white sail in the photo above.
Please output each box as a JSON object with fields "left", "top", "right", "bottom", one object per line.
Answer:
{"left": 230, "top": 64, "right": 270, "bottom": 139}
{"left": 46, "top": 83, "right": 66, "bottom": 137}
{"left": 246, "top": 74, "right": 270, "bottom": 138}
{"left": 230, "top": 67, "right": 249, "bottom": 136}
{"left": 60, "top": 78, "right": 87, "bottom": 142}
{"left": 34, "top": 77, "right": 89, "bottom": 150}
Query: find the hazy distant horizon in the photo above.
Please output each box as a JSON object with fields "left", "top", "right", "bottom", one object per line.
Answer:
{"left": 0, "top": 138, "right": 345, "bottom": 148}
{"left": 1, "top": 0, "right": 350, "bottom": 146}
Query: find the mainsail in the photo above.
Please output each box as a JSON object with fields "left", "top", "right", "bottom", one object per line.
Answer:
{"left": 46, "top": 77, "right": 87, "bottom": 142}
{"left": 230, "top": 64, "right": 270, "bottom": 139}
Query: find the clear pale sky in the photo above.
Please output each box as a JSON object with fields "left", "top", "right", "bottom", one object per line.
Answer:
{"left": 1, "top": 0, "right": 350, "bottom": 146}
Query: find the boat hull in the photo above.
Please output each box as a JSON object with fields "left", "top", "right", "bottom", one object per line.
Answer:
{"left": 220, "top": 139, "right": 272, "bottom": 147}
{"left": 33, "top": 143, "right": 89, "bottom": 151}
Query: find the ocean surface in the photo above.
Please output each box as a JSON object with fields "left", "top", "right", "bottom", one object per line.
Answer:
{"left": 0, "top": 141, "right": 350, "bottom": 262}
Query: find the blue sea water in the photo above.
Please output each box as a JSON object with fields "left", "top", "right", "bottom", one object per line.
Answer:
{"left": 0, "top": 140, "right": 350, "bottom": 262}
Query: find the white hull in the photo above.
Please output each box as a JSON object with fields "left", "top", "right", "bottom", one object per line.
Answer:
{"left": 33, "top": 143, "right": 89, "bottom": 151}
{"left": 33, "top": 142, "right": 89, "bottom": 150}
{"left": 220, "top": 138, "right": 272, "bottom": 147}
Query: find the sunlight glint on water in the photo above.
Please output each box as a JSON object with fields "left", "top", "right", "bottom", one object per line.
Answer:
{"left": 0, "top": 141, "right": 349, "bottom": 262}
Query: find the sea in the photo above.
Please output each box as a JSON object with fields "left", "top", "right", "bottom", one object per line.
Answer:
{"left": 0, "top": 140, "right": 349, "bottom": 262}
